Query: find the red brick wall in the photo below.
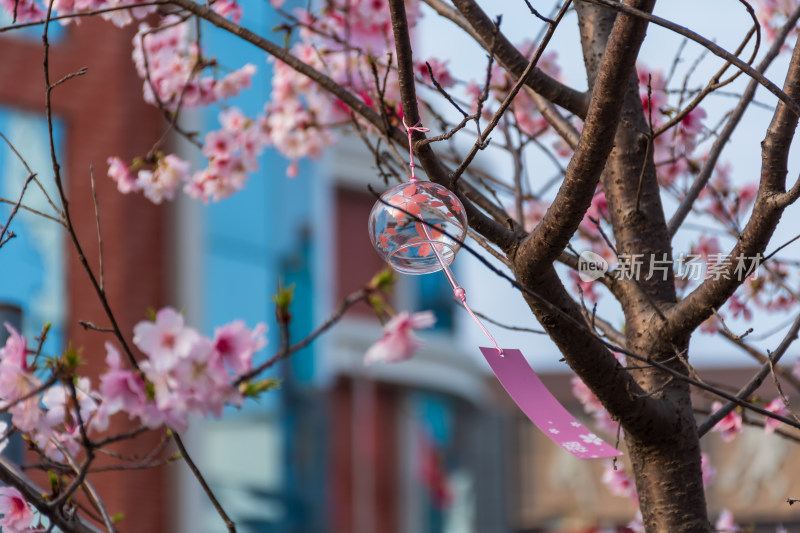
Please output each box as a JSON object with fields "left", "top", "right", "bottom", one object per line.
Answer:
{"left": 0, "top": 19, "right": 169, "bottom": 532}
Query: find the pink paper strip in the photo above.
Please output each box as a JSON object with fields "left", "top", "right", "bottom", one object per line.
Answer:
{"left": 481, "top": 347, "right": 622, "bottom": 459}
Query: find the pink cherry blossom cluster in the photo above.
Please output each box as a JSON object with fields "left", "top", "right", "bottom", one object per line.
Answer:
{"left": 260, "top": 0, "right": 421, "bottom": 171}
{"left": 490, "top": 49, "right": 562, "bottom": 137}
{"left": 601, "top": 462, "right": 637, "bottom": 501}
{"left": 0, "top": 0, "right": 45, "bottom": 23}
{"left": 185, "top": 107, "right": 271, "bottom": 201}
{"left": 262, "top": 0, "right": 427, "bottom": 171}
{"left": 0, "top": 311, "right": 266, "bottom": 530}
{"left": 106, "top": 0, "right": 425, "bottom": 201}
{"left": 755, "top": 0, "right": 799, "bottom": 42}
{"left": 108, "top": 105, "right": 273, "bottom": 203}
{"left": 705, "top": 397, "right": 789, "bottom": 443}
{"left": 364, "top": 311, "right": 436, "bottom": 364}
{"left": 0, "top": 485, "right": 35, "bottom": 532}
{"left": 0, "top": 324, "right": 89, "bottom": 463}
{"left": 710, "top": 401, "right": 743, "bottom": 442}
{"left": 528, "top": 60, "right": 800, "bottom": 327}
{"left": 106, "top": 307, "right": 267, "bottom": 431}
{"left": 698, "top": 164, "right": 758, "bottom": 228}
{"left": 0, "top": 0, "right": 156, "bottom": 26}
{"left": 0, "top": 310, "right": 266, "bottom": 464}
{"left": 211, "top": 0, "right": 242, "bottom": 23}
{"left": 634, "top": 68, "right": 708, "bottom": 190}
{"left": 107, "top": 154, "right": 191, "bottom": 204}
{"left": 132, "top": 16, "right": 256, "bottom": 111}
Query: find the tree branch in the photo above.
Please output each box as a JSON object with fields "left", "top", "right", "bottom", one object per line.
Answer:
{"left": 583, "top": 0, "right": 800, "bottom": 117}
{"left": 384, "top": 0, "right": 518, "bottom": 250}
{"left": 449, "top": 1, "right": 573, "bottom": 187}
{"left": 451, "top": 0, "right": 590, "bottom": 118}
{"left": 698, "top": 313, "right": 800, "bottom": 436}
{"left": 168, "top": 0, "right": 517, "bottom": 250}
{"left": 515, "top": 0, "right": 657, "bottom": 274}
{"left": 666, "top": 33, "right": 800, "bottom": 336}
{"left": 667, "top": 3, "right": 800, "bottom": 236}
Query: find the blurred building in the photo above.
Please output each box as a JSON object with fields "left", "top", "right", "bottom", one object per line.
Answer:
{"left": 159, "top": 4, "right": 511, "bottom": 533}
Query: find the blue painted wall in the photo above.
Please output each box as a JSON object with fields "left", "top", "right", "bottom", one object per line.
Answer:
{"left": 199, "top": 0, "right": 316, "bottom": 413}
{"left": 0, "top": 107, "right": 65, "bottom": 355}
{"left": 195, "top": 3, "right": 323, "bottom": 531}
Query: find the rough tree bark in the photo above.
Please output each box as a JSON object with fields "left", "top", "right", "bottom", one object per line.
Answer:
{"left": 503, "top": 2, "right": 709, "bottom": 530}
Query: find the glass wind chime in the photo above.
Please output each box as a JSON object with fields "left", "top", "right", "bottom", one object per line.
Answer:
{"left": 368, "top": 119, "right": 620, "bottom": 459}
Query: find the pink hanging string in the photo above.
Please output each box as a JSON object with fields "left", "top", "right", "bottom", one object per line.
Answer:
{"left": 402, "top": 119, "right": 503, "bottom": 356}
{"left": 402, "top": 117, "right": 429, "bottom": 182}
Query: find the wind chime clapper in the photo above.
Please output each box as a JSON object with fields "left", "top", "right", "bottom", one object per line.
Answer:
{"left": 367, "top": 119, "right": 621, "bottom": 460}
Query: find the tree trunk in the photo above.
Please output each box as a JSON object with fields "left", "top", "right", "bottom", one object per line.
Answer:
{"left": 627, "top": 413, "right": 710, "bottom": 532}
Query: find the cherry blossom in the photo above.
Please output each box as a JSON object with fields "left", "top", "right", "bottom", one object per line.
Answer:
{"left": 41, "top": 376, "right": 97, "bottom": 430}
{"left": 96, "top": 342, "right": 147, "bottom": 427}
{"left": 98, "top": 308, "right": 269, "bottom": 431}
{"left": 679, "top": 107, "right": 707, "bottom": 143}
{"left": 417, "top": 58, "right": 455, "bottom": 88}
{"left": 213, "top": 321, "right": 267, "bottom": 375}
{"left": 133, "top": 307, "right": 198, "bottom": 368}
{"left": 715, "top": 509, "right": 739, "bottom": 532}
{"left": 692, "top": 235, "right": 721, "bottom": 262}
{"left": 601, "top": 462, "right": 637, "bottom": 500}
{"left": 569, "top": 270, "right": 601, "bottom": 303}
{"left": 212, "top": 0, "right": 242, "bottom": 23}
{"left": 726, "top": 295, "right": 752, "bottom": 321}
{"left": 0, "top": 486, "right": 34, "bottom": 532}
{"left": 763, "top": 397, "right": 788, "bottom": 434}
{"left": 638, "top": 68, "right": 668, "bottom": 113}
{"left": 571, "top": 376, "right": 617, "bottom": 434}
{"left": 0, "top": 0, "right": 45, "bottom": 22}
{"left": 364, "top": 311, "right": 436, "bottom": 364}
{"left": 132, "top": 16, "right": 256, "bottom": 111}
{"left": 107, "top": 156, "right": 139, "bottom": 194}
{"left": 0, "top": 324, "right": 42, "bottom": 434}
{"left": 138, "top": 154, "right": 190, "bottom": 204}
{"left": 0, "top": 313, "right": 261, "bottom": 457}
{"left": 710, "top": 401, "right": 743, "bottom": 442}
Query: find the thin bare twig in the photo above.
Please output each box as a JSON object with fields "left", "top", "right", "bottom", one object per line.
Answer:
{"left": 583, "top": 0, "right": 800, "bottom": 117}
{"left": 89, "top": 166, "right": 104, "bottom": 293}
{"left": 698, "top": 313, "right": 800, "bottom": 436}
{"left": 173, "top": 433, "right": 236, "bottom": 533}
{"left": 0, "top": 172, "right": 34, "bottom": 248}
{"left": 450, "top": 1, "right": 573, "bottom": 187}
{"left": 522, "top": 0, "right": 555, "bottom": 24}
{"left": 237, "top": 288, "right": 370, "bottom": 384}
{"left": 42, "top": 2, "right": 141, "bottom": 370}
{"left": 0, "top": 130, "right": 62, "bottom": 218}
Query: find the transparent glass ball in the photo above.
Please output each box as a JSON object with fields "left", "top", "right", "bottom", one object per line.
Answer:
{"left": 368, "top": 181, "right": 468, "bottom": 275}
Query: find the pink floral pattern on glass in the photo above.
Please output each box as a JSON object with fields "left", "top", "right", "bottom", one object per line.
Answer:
{"left": 369, "top": 181, "right": 467, "bottom": 275}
